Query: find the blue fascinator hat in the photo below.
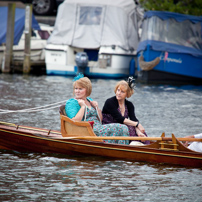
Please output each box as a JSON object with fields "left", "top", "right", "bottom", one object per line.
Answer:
{"left": 73, "top": 73, "right": 84, "bottom": 81}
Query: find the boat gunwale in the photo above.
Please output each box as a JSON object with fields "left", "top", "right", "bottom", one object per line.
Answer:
{"left": 0, "top": 124, "right": 202, "bottom": 161}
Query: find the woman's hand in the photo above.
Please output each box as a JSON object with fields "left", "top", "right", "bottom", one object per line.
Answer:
{"left": 183, "top": 141, "right": 189, "bottom": 147}
{"left": 90, "top": 101, "right": 99, "bottom": 109}
{"left": 137, "top": 123, "right": 145, "bottom": 133}
{"left": 72, "top": 99, "right": 86, "bottom": 121}
{"left": 136, "top": 129, "right": 146, "bottom": 137}
{"left": 136, "top": 128, "right": 146, "bottom": 142}
{"left": 77, "top": 99, "right": 86, "bottom": 107}
{"left": 182, "top": 135, "right": 194, "bottom": 147}
{"left": 90, "top": 101, "right": 103, "bottom": 122}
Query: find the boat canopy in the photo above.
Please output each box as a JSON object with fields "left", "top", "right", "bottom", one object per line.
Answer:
{"left": 47, "top": 0, "right": 142, "bottom": 51}
{"left": 138, "top": 11, "right": 202, "bottom": 57}
{"left": 0, "top": 7, "right": 40, "bottom": 46}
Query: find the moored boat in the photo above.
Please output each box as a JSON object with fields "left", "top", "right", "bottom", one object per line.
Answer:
{"left": 137, "top": 11, "right": 202, "bottom": 85}
{"left": 45, "top": 0, "right": 143, "bottom": 78}
{"left": 0, "top": 119, "right": 202, "bottom": 168}
{"left": 0, "top": 7, "right": 53, "bottom": 70}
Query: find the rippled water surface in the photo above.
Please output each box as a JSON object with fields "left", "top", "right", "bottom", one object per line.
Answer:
{"left": 0, "top": 74, "right": 202, "bottom": 201}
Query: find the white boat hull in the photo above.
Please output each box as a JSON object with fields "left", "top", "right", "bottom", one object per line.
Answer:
{"left": 45, "top": 45, "right": 136, "bottom": 78}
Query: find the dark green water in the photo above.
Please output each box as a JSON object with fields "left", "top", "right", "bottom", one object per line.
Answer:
{"left": 0, "top": 74, "right": 202, "bottom": 201}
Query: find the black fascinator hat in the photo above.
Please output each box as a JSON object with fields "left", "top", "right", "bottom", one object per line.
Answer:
{"left": 127, "top": 76, "right": 135, "bottom": 90}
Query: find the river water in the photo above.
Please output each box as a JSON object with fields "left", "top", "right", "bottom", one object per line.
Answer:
{"left": 0, "top": 74, "right": 202, "bottom": 201}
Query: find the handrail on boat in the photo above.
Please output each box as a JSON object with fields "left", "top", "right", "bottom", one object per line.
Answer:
{"left": 1, "top": 119, "right": 201, "bottom": 148}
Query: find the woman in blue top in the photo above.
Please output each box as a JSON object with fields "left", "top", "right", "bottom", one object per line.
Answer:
{"left": 65, "top": 74, "right": 129, "bottom": 145}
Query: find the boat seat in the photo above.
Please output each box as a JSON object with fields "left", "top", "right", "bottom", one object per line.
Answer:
{"left": 59, "top": 105, "right": 102, "bottom": 142}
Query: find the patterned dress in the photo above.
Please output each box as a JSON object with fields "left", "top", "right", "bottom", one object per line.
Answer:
{"left": 85, "top": 107, "right": 129, "bottom": 145}
{"left": 103, "top": 105, "right": 150, "bottom": 144}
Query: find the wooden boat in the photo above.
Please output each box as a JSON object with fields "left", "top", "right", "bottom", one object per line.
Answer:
{"left": 1, "top": 115, "right": 202, "bottom": 168}
{"left": 1, "top": 105, "right": 202, "bottom": 167}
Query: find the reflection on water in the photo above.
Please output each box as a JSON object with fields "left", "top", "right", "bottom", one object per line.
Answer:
{"left": 0, "top": 74, "right": 202, "bottom": 201}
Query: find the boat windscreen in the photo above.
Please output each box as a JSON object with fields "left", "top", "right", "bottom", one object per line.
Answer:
{"left": 140, "top": 16, "right": 202, "bottom": 51}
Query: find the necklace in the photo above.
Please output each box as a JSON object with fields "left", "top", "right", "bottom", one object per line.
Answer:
{"left": 119, "top": 104, "right": 125, "bottom": 116}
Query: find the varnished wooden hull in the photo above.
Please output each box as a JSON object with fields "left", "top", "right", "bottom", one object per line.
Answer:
{"left": 0, "top": 122, "right": 202, "bottom": 168}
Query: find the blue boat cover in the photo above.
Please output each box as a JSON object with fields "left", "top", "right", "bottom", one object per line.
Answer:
{"left": 138, "top": 11, "right": 202, "bottom": 58}
{"left": 0, "top": 7, "right": 40, "bottom": 45}
{"left": 144, "top": 11, "right": 202, "bottom": 24}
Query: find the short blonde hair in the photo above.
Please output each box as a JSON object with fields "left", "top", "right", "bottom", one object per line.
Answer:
{"left": 73, "top": 77, "right": 92, "bottom": 97}
{"left": 114, "top": 80, "right": 134, "bottom": 98}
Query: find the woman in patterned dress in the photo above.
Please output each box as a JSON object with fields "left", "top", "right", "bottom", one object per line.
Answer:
{"left": 102, "top": 77, "right": 150, "bottom": 144}
{"left": 65, "top": 74, "right": 129, "bottom": 145}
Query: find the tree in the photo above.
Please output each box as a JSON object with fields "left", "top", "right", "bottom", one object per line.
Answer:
{"left": 139, "top": 0, "right": 202, "bottom": 16}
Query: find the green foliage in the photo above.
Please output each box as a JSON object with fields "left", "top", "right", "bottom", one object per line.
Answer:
{"left": 139, "top": 0, "right": 202, "bottom": 16}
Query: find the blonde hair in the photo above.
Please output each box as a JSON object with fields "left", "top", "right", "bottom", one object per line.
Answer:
{"left": 73, "top": 77, "right": 92, "bottom": 97}
{"left": 114, "top": 80, "right": 134, "bottom": 98}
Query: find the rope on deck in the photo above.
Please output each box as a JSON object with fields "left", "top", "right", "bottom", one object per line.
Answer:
{"left": 139, "top": 55, "right": 160, "bottom": 71}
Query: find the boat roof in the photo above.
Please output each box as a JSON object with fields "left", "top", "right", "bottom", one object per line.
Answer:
{"left": 64, "top": 0, "right": 136, "bottom": 14}
{"left": 0, "top": 6, "right": 40, "bottom": 45}
{"left": 144, "top": 11, "right": 202, "bottom": 23}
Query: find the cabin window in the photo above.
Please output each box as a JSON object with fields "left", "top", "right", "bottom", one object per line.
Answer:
{"left": 79, "top": 6, "right": 102, "bottom": 25}
{"left": 98, "top": 54, "right": 111, "bottom": 68}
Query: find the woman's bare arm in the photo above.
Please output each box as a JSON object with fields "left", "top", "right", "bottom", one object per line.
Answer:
{"left": 123, "top": 118, "right": 145, "bottom": 133}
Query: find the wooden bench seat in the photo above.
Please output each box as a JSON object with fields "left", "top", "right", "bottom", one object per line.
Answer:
{"left": 59, "top": 105, "right": 102, "bottom": 142}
